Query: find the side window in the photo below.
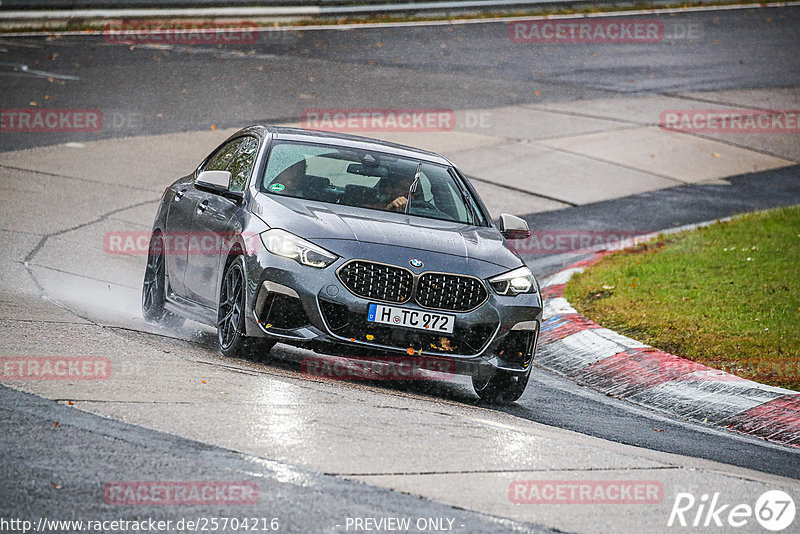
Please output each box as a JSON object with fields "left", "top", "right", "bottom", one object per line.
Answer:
{"left": 203, "top": 138, "right": 244, "bottom": 173}
{"left": 227, "top": 137, "right": 259, "bottom": 192}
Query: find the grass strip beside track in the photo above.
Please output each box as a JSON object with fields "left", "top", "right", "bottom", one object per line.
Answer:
{"left": 565, "top": 205, "right": 800, "bottom": 391}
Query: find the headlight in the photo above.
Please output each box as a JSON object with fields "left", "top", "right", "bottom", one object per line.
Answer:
{"left": 489, "top": 266, "right": 536, "bottom": 296}
{"left": 261, "top": 229, "right": 338, "bottom": 269}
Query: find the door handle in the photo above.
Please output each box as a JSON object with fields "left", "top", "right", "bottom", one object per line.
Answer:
{"left": 197, "top": 200, "right": 209, "bottom": 213}
{"left": 175, "top": 189, "right": 186, "bottom": 201}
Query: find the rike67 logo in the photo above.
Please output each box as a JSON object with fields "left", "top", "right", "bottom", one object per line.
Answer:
{"left": 668, "top": 490, "right": 795, "bottom": 531}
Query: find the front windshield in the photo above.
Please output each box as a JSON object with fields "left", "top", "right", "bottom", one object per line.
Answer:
{"left": 262, "top": 140, "right": 486, "bottom": 226}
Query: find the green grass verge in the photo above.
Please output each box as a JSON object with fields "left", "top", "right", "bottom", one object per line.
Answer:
{"left": 564, "top": 205, "right": 800, "bottom": 391}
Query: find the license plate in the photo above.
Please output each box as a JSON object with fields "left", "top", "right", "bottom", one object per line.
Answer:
{"left": 367, "top": 303, "right": 455, "bottom": 334}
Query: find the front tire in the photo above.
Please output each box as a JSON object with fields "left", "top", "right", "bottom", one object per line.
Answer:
{"left": 217, "top": 257, "right": 276, "bottom": 358}
{"left": 471, "top": 367, "right": 530, "bottom": 404}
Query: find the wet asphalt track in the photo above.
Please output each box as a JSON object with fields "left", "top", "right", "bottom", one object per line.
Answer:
{"left": 1, "top": 6, "right": 800, "bottom": 532}
{"left": 1, "top": 6, "right": 799, "bottom": 150}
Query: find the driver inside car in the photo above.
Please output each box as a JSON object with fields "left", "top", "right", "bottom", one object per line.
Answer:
{"left": 273, "top": 159, "right": 417, "bottom": 214}
{"left": 373, "top": 174, "right": 415, "bottom": 213}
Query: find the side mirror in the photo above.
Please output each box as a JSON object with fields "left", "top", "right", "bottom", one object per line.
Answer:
{"left": 196, "top": 170, "right": 244, "bottom": 202}
{"left": 499, "top": 213, "right": 531, "bottom": 240}
{"left": 196, "top": 170, "right": 232, "bottom": 190}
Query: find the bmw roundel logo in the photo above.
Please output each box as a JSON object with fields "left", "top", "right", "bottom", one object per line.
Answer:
{"left": 409, "top": 259, "right": 424, "bottom": 269}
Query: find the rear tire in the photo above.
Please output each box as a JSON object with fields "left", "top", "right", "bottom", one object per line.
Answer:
{"left": 217, "top": 256, "right": 277, "bottom": 358}
{"left": 142, "top": 234, "right": 183, "bottom": 328}
{"left": 471, "top": 367, "right": 530, "bottom": 404}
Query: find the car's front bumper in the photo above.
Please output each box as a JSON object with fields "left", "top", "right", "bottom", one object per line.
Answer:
{"left": 241, "top": 248, "right": 542, "bottom": 377}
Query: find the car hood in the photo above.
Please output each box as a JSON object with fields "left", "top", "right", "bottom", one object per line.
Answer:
{"left": 252, "top": 193, "right": 522, "bottom": 270}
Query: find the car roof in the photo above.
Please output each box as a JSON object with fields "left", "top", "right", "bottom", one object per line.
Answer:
{"left": 248, "top": 125, "right": 452, "bottom": 166}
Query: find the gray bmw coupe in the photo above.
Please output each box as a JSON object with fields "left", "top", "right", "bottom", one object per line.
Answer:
{"left": 143, "top": 126, "right": 542, "bottom": 403}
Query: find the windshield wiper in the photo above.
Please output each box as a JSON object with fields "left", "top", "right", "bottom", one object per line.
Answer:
{"left": 452, "top": 170, "right": 480, "bottom": 225}
{"left": 404, "top": 162, "right": 422, "bottom": 215}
